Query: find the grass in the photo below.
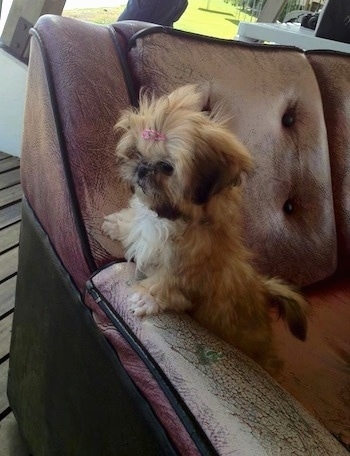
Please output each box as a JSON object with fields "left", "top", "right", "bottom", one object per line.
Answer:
{"left": 175, "top": 0, "right": 256, "bottom": 39}
{"left": 62, "top": 0, "right": 257, "bottom": 39}
{"left": 62, "top": 7, "right": 125, "bottom": 25}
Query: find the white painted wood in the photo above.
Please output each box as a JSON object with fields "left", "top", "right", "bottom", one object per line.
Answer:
{"left": 0, "top": 413, "right": 29, "bottom": 456}
{"left": 0, "top": 0, "right": 11, "bottom": 35}
{"left": 257, "top": 0, "right": 286, "bottom": 22}
{"left": 1, "top": 0, "right": 66, "bottom": 47}
{"left": 0, "top": 48, "right": 27, "bottom": 157}
{"left": 237, "top": 22, "right": 350, "bottom": 52}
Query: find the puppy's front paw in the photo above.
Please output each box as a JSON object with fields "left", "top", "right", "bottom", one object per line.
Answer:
{"left": 129, "top": 291, "right": 162, "bottom": 317}
{"left": 102, "top": 213, "right": 121, "bottom": 240}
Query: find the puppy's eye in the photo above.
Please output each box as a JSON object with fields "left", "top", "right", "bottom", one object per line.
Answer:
{"left": 157, "top": 161, "right": 174, "bottom": 176}
{"left": 128, "top": 148, "right": 141, "bottom": 159}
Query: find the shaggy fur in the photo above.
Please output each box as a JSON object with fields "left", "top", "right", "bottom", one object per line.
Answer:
{"left": 103, "top": 84, "right": 309, "bottom": 375}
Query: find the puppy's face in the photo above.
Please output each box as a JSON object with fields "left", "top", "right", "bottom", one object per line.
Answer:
{"left": 115, "top": 85, "right": 253, "bottom": 220}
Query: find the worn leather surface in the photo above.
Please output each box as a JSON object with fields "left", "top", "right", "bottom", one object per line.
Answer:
{"left": 85, "top": 290, "right": 203, "bottom": 456}
{"left": 125, "top": 30, "right": 337, "bottom": 287}
{"left": 307, "top": 52, "right": 350, "bottom": 268}
{"left": 21, "top": 34, "right": 91, "bottom": 290}
{"left": 23, "top": 15, "right": 135, "bottom": 290}
{"left": 89, "top": 262, "right": 349, "bottom": 455}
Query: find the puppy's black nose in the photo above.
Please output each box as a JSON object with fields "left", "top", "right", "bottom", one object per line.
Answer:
{"left": 137, "top": 163, "right": 151, "bottom": 179}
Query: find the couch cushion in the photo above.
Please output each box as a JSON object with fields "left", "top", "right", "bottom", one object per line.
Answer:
{"left": 86, "top": 262, "right": 349, "bottom": 455}
{"left": 277, "top": 274, "right": 350, "bottom": 448}
{"left": 119, "top": 27, "right": 337, "bottom": 287}
{"left": 307, "top": 51, "right": 350, "bottom": 270}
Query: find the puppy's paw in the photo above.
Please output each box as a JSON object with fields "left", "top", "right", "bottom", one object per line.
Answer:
{"left": 129, "top": 291, "right": 162, "bottom": 317}
{"left": 102, "top": 213, "right": 121, "bottom": 240}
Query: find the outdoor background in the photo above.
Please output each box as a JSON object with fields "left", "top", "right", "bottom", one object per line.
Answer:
{"left": 63, "top": 0, "right": 260, "bottom": 40}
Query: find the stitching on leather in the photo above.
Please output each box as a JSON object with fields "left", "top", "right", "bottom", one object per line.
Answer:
{"left": 29, "top": 28, "right": 97, "bottom": 273}
{"left": 86, "top": 279, "right": 219, "bottom": 456}
{"left": 108, "top": 26, "right": 139, "bottom": 107}
{"left": 128, "top": 25, "right": 305, "bottom": 53}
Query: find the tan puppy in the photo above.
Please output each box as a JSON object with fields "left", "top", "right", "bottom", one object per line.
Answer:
{"left": 103, "top": 84, "right": 308, "bottom": 375}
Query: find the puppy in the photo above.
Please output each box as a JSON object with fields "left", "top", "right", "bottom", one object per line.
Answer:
{"left": 103, "top": 84, "right": 309, "bottom": 375}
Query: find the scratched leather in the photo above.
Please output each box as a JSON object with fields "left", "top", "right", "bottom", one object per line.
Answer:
{"left": 23, "top": 16, "right": 134, "bottom": 290}
{"left": 21, "top": 35, "right": 91, "bottom": 290}
{"left": 85, "top": 289, "right": 201, "bottom": 456}
{"left": 88, "top": 262, "right": 349, "bottom": 455}
{"left": 127, "top": 31, "right": 337, "bottom": 286}
{"left": 307, "top": 53, "right": 350, "bottom": 269}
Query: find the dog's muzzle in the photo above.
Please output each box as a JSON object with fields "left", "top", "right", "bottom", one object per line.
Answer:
{"left": 135, "top": 162, "right": 155, "bottom": 194}
{"left": 137, "top": 162, "right": 153, "bottom": 180}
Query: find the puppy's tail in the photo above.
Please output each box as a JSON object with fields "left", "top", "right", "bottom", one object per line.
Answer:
{"left": 264, "top": 278, "right": 309, "bottom": 341}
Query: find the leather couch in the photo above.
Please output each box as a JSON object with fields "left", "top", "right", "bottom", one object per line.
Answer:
{"left": 7, "top": 14, "right": 350, "bottom": 455}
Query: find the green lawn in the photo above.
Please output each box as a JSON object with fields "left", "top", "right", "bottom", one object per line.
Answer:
{"left": 63, "top": 0, "right": 257, "bottom": 40}
{"left": 176, "top": 0, "right": 256, "bottom": 39}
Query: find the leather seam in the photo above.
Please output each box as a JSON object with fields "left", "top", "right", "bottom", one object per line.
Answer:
{"left": 128, "top": 25, "right": 305, "bottom": 53}
{"left": 29, "top": 28, "right": 97, "bottom": 273}
{"left": 86, "top": 278, "right": 219, "bottom": 456}
{"left": 108, "top": 25, "right": 139, "bottom": 107}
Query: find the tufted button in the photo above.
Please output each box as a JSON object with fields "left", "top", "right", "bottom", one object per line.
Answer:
{"left": 282, "top": 113, "right": 294, "bottom": 127}
{"left": 283, "top": 199, "right": 294, "bottom": 215}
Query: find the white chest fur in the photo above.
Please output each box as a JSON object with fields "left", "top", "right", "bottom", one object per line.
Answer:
{"left": 123, "top": 196, "right": 184, "bottom": 275}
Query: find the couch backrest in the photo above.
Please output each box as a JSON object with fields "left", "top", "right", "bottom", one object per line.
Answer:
{"left": 22, "top": 16, "right": 347, "bottom": 291}
{"left": 307, "top": 52, "right": 350, "bottom": 270}
{"left": 122, "top": 26, "right": 337, "bottom": 286}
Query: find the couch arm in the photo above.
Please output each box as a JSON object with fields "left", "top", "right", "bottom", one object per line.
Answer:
{"left": 86, "top": 262, "right": 347, "bottom": 455}
{"left": 21, "top": 15, "right": 136, "bottom": 291}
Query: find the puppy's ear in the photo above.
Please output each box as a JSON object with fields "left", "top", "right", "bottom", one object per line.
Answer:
{"left": 114, "top": 108, "right": 133, "bottom": 134}
{"left": 167, "top": 84, "right": 210, "bottom": 113}
{"left": 114, "top": 108, "right": 142, "bottom": 162}
{"left": 191, "top": 128, "right": 253, "bottom": 205}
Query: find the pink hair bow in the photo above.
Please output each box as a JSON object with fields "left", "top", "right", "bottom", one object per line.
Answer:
{"left": 142, "top": 128, "right": 167, "bottom": 141}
